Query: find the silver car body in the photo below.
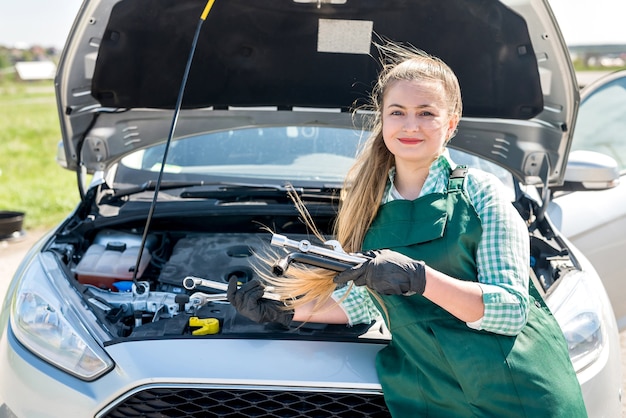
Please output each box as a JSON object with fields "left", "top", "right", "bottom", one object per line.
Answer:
{"left": 549, "top": 69, "right": 626, "bottom": 329}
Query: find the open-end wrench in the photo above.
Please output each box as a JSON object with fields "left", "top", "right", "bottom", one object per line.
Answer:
{"left": 182, "top": 276, "right": 281, "bottom": 301}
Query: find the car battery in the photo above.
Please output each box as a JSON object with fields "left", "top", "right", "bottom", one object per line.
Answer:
{"left": 74, "top": 230, "right": 155, "bottom": 290}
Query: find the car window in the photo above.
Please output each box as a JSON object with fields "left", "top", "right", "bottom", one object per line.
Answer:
{"left": 572, "top": 75, "right": 626, "bottom": 171}
{"left": 119, "top": 126, "right": 513, "bottom": 190}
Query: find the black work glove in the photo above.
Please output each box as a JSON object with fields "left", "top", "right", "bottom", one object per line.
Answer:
{"left": 333, "top": 249, "right": 426, "bottom": 296}
{"left": 227, "top": 277, "right": 294, "bottom": 327}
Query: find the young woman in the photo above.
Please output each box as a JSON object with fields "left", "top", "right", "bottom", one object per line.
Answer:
{"left": 227, "top": 44, "right": 587, "bottom": 417}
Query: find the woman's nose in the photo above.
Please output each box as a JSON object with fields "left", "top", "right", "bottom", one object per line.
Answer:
{"left": 403, "top": 116, "right": 420, "bottom": 131}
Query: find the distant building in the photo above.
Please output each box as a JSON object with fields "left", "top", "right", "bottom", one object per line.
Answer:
{"left": 568, "top": 44, "right": 626, "bottom": 68}
{"left": 14, "top": 60, "right": 56, "bottom": 81}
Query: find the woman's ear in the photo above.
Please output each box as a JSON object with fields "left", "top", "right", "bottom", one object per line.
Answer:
{"left": 446, "top": 115, "right": 460, "bottom": 141}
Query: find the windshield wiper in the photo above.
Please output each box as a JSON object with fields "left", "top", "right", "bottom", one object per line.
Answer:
{"left": 100, "top": 180, "right": 207, "bottom": 204}
{"left": 180, "top": 184, "right": 341, "bottom": 203}
{"left": 100, "top": 180, "right": 338, "bottom": 204}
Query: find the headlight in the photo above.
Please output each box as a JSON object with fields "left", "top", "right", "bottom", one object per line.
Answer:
{"left": 546, "top": 270, "right": 606, "bottom": 373}
{"left": 10, "top": 252, "right": 114, "bottom": 380}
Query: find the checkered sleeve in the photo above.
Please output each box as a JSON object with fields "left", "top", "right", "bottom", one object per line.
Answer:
{"left": 332, "top": 284, "right": 383, "bottom": 326}
{"left": 466, "top": 170, "right": 530, "bottom": 335}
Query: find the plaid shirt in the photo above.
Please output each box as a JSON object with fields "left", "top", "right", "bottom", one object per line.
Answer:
{"left": 333, "top": 153, "right": 530, "bottom": 336}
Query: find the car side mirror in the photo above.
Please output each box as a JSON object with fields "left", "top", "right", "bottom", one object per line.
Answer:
{"left": 552, "top": 150, "right": 620, "bottom": 193}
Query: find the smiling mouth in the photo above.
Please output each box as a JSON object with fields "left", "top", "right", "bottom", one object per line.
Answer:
{"left": 398, "top": 138, "right": 424, "bottom": 145}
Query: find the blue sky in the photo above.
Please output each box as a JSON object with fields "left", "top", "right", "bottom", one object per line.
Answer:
{"left": 549, "top": 0, "right": 626, "bottom": 45}
{"left": 0, "top": 0, "right": 83, "bottom": 49}
{"left": 0, "top": 0, "right": 625, "bottom": 49}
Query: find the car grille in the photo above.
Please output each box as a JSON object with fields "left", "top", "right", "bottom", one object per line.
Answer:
{"left": 101, "top": 387, "right": 391, "bottom": 418}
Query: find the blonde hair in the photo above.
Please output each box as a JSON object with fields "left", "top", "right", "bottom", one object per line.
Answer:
{"left": 263, "top": 43, "right": 463, "bottom": 313}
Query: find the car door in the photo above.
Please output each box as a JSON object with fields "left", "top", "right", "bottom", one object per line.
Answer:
{"left": 549, "top": 70, "right": 626, "bottom": 329}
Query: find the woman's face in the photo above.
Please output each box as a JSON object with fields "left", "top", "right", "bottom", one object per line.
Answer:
{"left": 382, "top": 79, "right": 458, "bottom": 169}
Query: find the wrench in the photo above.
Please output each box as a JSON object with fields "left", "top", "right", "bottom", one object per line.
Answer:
{"left": 182, "top": 276, "right": 281, "bottom": 301}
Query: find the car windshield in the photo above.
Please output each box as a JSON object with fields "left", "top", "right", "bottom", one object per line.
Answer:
{"left": 118, "top": 125, "right": 513, "bottom": 191}
{"left": 120, "top": 126, "right": 367, "bottom": 183}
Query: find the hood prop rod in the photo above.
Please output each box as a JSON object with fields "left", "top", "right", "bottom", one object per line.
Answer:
{"left": 131, "top": 0, "right": 217, "bottom": 291}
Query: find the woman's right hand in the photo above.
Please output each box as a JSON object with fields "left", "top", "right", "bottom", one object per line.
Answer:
{"left": 227, "top": 278, "right": 294, "bottom": 327}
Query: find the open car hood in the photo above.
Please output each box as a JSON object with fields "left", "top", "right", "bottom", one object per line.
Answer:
{"left": 56, "top": 0, "right": 578, "bottom": 187}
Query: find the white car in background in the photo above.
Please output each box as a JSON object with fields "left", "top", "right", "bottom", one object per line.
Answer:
{"left": 548, "top": 69, "right": 626, "bottom": 329}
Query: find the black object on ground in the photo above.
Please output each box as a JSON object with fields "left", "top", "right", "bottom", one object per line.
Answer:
{"left": 0, "top": 211, "right": 25, "bottom": 241}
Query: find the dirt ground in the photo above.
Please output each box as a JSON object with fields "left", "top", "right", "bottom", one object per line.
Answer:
{"left": 1, "top": 229, "right": 625, "bottom": 415}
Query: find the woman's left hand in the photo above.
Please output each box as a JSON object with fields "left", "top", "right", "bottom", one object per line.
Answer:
{"left": 333, "top": 249, "right": 426, "bottom": 295}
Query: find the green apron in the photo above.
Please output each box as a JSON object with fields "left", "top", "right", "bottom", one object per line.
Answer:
{"left": 362, "top": 167, "right": 587, "bottom": 417}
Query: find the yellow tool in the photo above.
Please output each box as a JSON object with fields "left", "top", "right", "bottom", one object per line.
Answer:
{"left": 189, "top": 317, "right": 220, "bottom": 335}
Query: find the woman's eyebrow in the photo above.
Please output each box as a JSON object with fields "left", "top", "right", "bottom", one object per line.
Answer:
{"left": 386, "top": 103, "right": 434, "bottom": 109}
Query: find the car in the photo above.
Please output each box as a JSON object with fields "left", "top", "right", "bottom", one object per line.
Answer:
{"left": 547, "top": 69, "right": 626, "bottom": 330}
{"left": 0, "top": 0, "right": 622, "bottom": 416}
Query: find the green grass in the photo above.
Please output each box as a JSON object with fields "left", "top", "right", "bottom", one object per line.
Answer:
{"left": 0, "top": 80, "right": 79, "bottom": 230}
{"left": 573, "top": 62, "right": 626, "bottom": 72}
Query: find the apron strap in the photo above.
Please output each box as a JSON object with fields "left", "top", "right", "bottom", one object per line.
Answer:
{"left": 447, "top": 165, "right": 468, "bottom": 192}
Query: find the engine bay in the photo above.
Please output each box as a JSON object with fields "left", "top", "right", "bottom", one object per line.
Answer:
{"left": 48, "top": 227, "right": 377, "bottom": 342}
{"left": 45, "top": 189, "right": 577, "bottom": 344}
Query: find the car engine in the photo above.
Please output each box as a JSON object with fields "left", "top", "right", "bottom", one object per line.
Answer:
{"left": 49, "top": 227, "right": 376, "bottom": 341}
